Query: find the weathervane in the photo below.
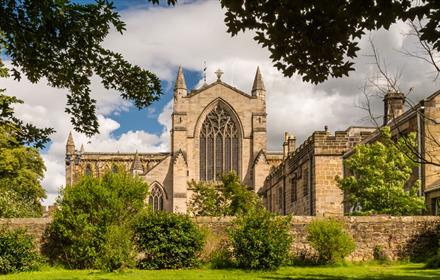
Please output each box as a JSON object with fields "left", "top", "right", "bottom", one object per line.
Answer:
{"left": 215, "top": 68, "right": 224, "bottom": 81}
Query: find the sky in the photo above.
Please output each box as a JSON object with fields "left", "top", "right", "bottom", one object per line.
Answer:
{"left": 2, "top": 0, "right": 440, "bottom": 205}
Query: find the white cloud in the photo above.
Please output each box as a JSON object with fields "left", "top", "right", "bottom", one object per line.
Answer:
{"left": 3, "top": 0, "right": 440, "bottom": 204}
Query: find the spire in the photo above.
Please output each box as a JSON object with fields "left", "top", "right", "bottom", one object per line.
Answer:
{"left": 131, "top": 151, "right": 143, "bottom": 175}
{"left": 174, "top": 65, "right": 187, "bottom": 97}
{"left": 80, "top": 144, "right": 85, "bottom": 153}
{"left": 252, "top": 66, "right": 265, "bottom": 98}
{"left": 66, "top": 131, "right": 75, "bottom": 155}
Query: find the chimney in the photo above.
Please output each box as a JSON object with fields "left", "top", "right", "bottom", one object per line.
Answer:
{"left": 283, "top": 132, "right": 296, "bottom": 158}
{"left": 383, "top": 90, "right": 405, "bottom": 125}
{"left": 283, "top": 132, "right": 289, "bottom": 159}
{"left": 288, "top": 134, "right": 296, "bottom": 154}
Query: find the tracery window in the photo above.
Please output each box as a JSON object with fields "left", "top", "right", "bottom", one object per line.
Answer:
{"left": 148, "top": 184, "right": 164, "bottom": 211}
{"left": 200, "top": 104, "right": 240, "bottom": 181}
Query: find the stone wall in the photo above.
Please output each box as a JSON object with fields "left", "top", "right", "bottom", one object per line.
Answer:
{"left": 196, "top": 216, "right": 440, "bottom": 261}
{"left": 0, "top": 218, "right": 51, "bottom": 249}
{"left": 2, "top": 216, "right": 439, "bottom": 262}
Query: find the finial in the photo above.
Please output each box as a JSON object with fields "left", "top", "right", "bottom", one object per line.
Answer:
{"left": 66, "top": 131, "right": 75, "bottom": 155}
{"left": 174, "top": 65, "right": 187, "bottom": 93}
{"left": 80, "top": 144, "right": 85, "bottom": 153}
{"left": 252, "top": 66, "right": 265, "bottom": 96}
{"left": 215, "top": 68, "right": 224, "bottom": 81}
{"left": 324, "top": 125, "right": 328, "bottom": 132}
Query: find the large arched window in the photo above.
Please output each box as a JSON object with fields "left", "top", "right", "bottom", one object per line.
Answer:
{"left": 200, "top": 104, "right": 240, "bottom": 181}
{"left": 148, "top": 184, "right": 164, "bottom": 211}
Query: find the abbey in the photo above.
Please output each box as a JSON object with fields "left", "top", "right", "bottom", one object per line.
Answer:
{"left": 65, "top": 66, "right": 283, "bottom": 213}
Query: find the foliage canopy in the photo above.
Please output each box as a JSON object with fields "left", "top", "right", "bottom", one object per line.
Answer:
{"left": 220, "top": 0, "right": 440, "bottom": 83}
{"left": 0, "top": 0, "right": 173, "bottom": 136}
{"left": 0, "top": 125, "right": 46, "bottom": 217}
{"left": 337, "top": 126, "right": 425, "bottom": 215}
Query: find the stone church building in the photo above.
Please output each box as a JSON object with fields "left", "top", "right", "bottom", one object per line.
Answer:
{"left": 66, "top": 66, "right": 440, "bottom": 216}
{"left": 65, "top": 66, "right": 283, "bottom": 213}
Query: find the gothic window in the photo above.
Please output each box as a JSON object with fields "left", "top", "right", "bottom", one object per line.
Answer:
{"left": 303, "top": 168, "right": 309, "bottom": 196}
{"left": 148, "top": 184, "right": 164, "bottom": 211}
{"left": 85, "top": 164, "right": 92, "bottom": 176}
{"left": 199, "top": 104, "right": 240, "bottom": 181}
{"left": 277, "top": 187, "right": 283, "bottom": 210}
{"left": 291, "top": 177, "right": 297, "bottom": 203}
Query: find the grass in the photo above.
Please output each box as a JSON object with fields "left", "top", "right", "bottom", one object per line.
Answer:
{"left": 0, "top": 263, "right": 439, "bottom": 280}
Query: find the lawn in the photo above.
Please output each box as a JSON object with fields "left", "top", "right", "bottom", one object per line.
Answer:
{"left": 1, "top": 263, "right": 439, "bottom": 280}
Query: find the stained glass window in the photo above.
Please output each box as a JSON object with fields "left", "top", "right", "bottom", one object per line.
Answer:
{"left": 200, "top": 104, "right": 240, "bottom": 181}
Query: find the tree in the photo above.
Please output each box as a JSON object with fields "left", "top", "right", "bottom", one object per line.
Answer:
{"left": 44, "top": 170, "right": 148, "bottom": 269}
{"left": 0, "top": 0, "right": 176, "bottom": 136}
{"left": 218, "top": 0, "right": 440, "bottom": 83}
{"left": 0, "top": 61, "right": 54, "bottom": 148}
{"left": 0, "top": 125, "right": 46, "bottom": 217}
{"left": 337, "top": 126, "right": 425, "bottom": 215}
{"left": 188, "top": 172, "right": 258, "bottom": 216}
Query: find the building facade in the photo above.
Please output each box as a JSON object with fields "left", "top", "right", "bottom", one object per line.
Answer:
{"left": 65, "top": 67, "right": 283, "bottom": 213}
{"left": 259, "top": 127, "right": 375, "bottom": 216}
{"left": 261, "top": 89, "right": 440, "bottom": 216}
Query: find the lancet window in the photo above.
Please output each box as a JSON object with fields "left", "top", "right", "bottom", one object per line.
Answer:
{"left": 199, "top": 104, "right": 240, "bottom": 181}
{"left": 148, "top": 184, "right": 164, "bottom": 211}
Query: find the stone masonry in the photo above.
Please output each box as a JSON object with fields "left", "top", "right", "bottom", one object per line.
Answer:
{"left": 5, "top": 216, "right": 439, "bottom": 261}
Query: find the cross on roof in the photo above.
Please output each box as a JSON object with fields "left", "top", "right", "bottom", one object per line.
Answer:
{"left": 215, "top": 68, "right": 224, "bottom": 81}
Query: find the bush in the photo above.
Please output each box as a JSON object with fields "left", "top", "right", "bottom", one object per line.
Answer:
{"left": 43, "top": 170, "right": 147, "bottom": 269}
{"left": 373, "top": 245, "right": 390, "bottom": 262}
{"left": 0, "top": 228, "right": 40, "bottom": 274}
{"left": 133, "top": 210, "right": 206, "bottom": 269}
{"left": 228, "top": 207, "right": 292, "bottom": 270}
{"left": 96, "top": 225, "right": 136, "bottom": 272}
{"left": 307, "top": 219, "right": 355, "bottom": 264}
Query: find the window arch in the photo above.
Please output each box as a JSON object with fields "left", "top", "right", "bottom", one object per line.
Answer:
{"left": 148, "top": 184, "right": 164, "bottom": 211}
{"left": 199, "top": 103, "right": 240, "bottom": 181}
{"left": 85, "top": 163, "right": 92, "bottom": 176}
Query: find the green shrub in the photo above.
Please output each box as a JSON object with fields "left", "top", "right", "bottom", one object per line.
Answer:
{"left": 133, "top": 210, "right": 206, "bottom": 269}
{"left": 307, "top": 219, "right": 355, "bottom": 264}
{"left": 0, "top": 228, "right": 40, "bottom": 274}
{"left": 209, "top": 240, "right": 235, "bottom": 269}
{"left": 188, "top": 172, "right": 258, "bottom": 216}
{"left": 43, "top": 170, "right": 147, "bottom": 269}
{"left": 373, "top": 245, "right": 390, "bottom": 262}
{"left": 228, "top": 207, "right": 292, "bottom": 270}
{"left": 96, "top": 225, "right": 136, "bottom": 272}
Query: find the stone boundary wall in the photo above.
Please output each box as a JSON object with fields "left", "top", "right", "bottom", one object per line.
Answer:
{"left": 196, "top": 215, "right": 440, "bottom": 261}
{"left": 1, "top": 216, "right": 439, "bottom": 261}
